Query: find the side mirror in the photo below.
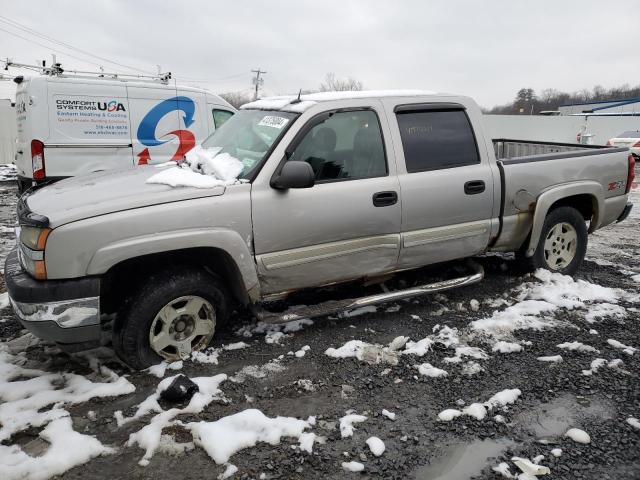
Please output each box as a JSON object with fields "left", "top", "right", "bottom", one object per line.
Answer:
{"left": 271, "top": 161, "right": 315, "bottom": 189}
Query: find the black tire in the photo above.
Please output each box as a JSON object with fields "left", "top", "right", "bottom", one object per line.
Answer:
{"left": 516, "top": 206, "right": 588, "bottom": 276}
{"left": 113, "top": 267, "right": 229, "bottom": 370}
{"left": 17, "top": 179, "right": 31, "bottom": 195}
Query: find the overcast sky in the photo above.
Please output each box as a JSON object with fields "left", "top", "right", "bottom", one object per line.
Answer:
{"left": 0, "top": 0, "right": 637, "bottom": 108}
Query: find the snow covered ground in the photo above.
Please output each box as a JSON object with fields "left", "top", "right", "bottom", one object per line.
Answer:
{"left": 0, "top": 180, "right": 639, "bottom": 479}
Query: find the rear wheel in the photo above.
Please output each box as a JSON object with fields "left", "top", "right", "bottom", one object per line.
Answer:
{"left": 516, "top": 206, "right": 587, "bottom": 276}
{"left": 113, "top": 268, "right": 228, "bottom": 370}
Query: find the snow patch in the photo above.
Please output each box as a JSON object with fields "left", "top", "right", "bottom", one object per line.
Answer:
{"left": 472, "top": 270, "right": 621, "bottom": 338}
{"left": 492, "top": 341, "right": 523, "bottom": 353}
{"left": 342, "top": 461, "right": 365, "bottom": 472}
{"left": 512, "top": 456, "right": 551, "bottom": 476}
{"left": 339, "top": 413, "right": 367, "bottom": 438}
{"left": 416, "top": 363, "right": 448, "bottom": 378}
{"left": 188, "top": 409, "right": 313, "bottom": 464}
{"left": 557, "top": 341, "right": 599, "bottom": 353}
{"left": 581, "top": 358, "right": 607, "bottom": 376}
{"left": 0, "top": 417, "right": 114, "bottom": 480}
{"left": 381, "top": 409, "right": 396, "bottom": 420}
{"left": 607, "top": 338, "right": 636, "bottom": 355}
{"left": 147, "top": 360, "right": 183, "bottom": 378}
{"left": 366, "top": 436, "right": 385, "bottom": 456}
{"left": 125, "top": 374, "right": 227, "bottom": 465}
{"left": 537, "top": 355, "right": 563, "bottom": 363}
{"left": 565, "top": 427, "right": 591, "bottom": 444}
{"left": 0, "top": 349, "right": 135, "bottom": 444}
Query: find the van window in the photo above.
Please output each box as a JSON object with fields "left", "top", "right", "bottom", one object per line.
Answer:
{"left": 396, "top": 109, "right": 480, "bottom": 172}
{"left": 288, "top": 110, "right": 387, "bottom": 182}
{"left": 213, "top": 109, "right": 234, "bottom": 129}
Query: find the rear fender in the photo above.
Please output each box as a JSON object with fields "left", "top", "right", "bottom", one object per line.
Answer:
{"left": 525, "top": 181, "right": 603, "bottom": 257}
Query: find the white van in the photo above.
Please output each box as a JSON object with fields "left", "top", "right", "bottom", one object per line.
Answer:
{"left": 14, "top": 74, "right": 235, "bottom": 192}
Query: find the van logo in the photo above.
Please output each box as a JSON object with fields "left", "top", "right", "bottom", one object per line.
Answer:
{"left": 136, "top": 96, "right": 196, "bottom": 165}
{"left": 97, "top": 100, "right": 126, "bottom": 112}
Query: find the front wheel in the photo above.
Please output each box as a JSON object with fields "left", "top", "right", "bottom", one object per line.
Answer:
{"left": 113, "top": 268, "right": 229, "bottom": 370}
{"left": 516, "top": 206, "right": 588, "bottom": 276}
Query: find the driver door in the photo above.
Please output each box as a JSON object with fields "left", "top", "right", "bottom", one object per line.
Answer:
{"left": 250, "top": 103, "right": 402, "bottom": 296}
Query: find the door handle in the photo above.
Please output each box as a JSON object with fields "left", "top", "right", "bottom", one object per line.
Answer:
{"left": 464, "top": 180, "right": 485, "bottom": 195}
{"left": 372, "top": 191, "right": 398, "bottom": 207}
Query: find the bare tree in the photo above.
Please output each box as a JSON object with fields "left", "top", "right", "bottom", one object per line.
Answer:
{"left": 220, "top": 91, "right": 253, "bottom": 109}
{"left": 486, "top": 83, "right": 640, "bottom": 115}
{"left": 319, "top": 72, "right": 363, "bottom": 92}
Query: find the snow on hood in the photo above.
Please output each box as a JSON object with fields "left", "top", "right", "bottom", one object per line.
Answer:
{"left": 26, "top": 164, "right": 227, "bottom": 227}
{"left": 241, "top": 89, "right": 438, "bottom": 113}
{"left": 146, "top": 146, "right": 244, "bottom": 189}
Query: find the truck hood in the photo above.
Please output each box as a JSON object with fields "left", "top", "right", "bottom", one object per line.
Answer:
{"left": 26, "top": 166, "right": 226, "bottom": 227}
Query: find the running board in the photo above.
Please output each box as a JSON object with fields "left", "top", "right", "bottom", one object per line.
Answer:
{"left": 255, "top": 261, "right": 485, "bottom": 325}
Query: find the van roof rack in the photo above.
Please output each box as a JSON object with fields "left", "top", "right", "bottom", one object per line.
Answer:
{"left": 3, "top": 56, "right": 172, "bottom": 84}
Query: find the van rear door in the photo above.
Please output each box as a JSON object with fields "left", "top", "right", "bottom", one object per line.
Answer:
{"left": 45, "top": 79, "right": 133, "bottom": 177}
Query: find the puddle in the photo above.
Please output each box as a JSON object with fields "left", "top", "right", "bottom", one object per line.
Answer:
{"left": 515, "top": 394, "right": 615, "bottom": 438}
{"left": 414, "top": 438, "right": 515, "bottom": 480}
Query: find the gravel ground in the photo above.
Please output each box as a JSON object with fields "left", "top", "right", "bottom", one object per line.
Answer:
{"left": 0, "top": 179, "right": 639, "bottom": 480}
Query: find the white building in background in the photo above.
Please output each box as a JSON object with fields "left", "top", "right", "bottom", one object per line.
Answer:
{"left": 0, "top": 99, "right": 17, "bottom": 165}
{"left": 558, "top": 97, "right": 640, "bottom": 115}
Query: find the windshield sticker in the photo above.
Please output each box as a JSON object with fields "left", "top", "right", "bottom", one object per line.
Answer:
{"left": 258, "top": 116, "right": 289, "bottom": 129}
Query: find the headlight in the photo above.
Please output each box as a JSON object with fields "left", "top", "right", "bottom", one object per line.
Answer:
{"left": 19, "top": 226, "right": 51, "bottom": 280}
{"left": 20, "top": 226, "right": 51, "bottom": 251}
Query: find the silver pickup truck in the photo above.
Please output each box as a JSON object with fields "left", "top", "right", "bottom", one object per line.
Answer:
{"left": 5, "top": 91, "right": 635, "bottom": 369}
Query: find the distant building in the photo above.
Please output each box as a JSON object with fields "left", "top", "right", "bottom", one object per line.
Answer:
{"left": 558, "top": 97, "right": 640, "bottom": 115}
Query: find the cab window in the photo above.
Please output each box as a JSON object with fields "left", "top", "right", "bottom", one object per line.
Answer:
{"left": 396, "top": 109, "right": 480, "bottom": 172}
{"left": 288, "top": 110, "right": 387, "bottom": 182}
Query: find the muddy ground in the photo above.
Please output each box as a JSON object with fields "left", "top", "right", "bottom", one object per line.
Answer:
{"left": 0, "top": 179, "right": 639, "bottom": 480}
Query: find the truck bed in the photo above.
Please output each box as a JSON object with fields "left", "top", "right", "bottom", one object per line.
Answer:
{"left": 490, "top": 139, "right": 631, "bottom": 252}
{"left": 493, "top": 138, "right": 616, "bottom": 161}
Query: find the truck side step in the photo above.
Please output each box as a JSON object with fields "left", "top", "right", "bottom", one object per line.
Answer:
{"left": 254, "top": 261, "right": 484, "bottom": 324}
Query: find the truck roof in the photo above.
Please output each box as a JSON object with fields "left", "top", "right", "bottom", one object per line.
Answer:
{"left": 241, "top": 89, "right": 440, "bottom": 113}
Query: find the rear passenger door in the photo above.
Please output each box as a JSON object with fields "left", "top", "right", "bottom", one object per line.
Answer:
{"left": 385, "top": 102, "right": 495, "bottom": 269}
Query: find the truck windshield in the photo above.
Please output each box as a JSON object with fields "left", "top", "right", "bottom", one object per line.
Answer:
{"left": 201, "top": 109, "right": 297, "bottom": 179}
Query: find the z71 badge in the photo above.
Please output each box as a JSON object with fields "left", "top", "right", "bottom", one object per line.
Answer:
{"left": 608, "top": 181, "right": 624, "bottom": 191}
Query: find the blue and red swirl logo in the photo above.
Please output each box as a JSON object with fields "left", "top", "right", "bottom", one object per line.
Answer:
{"left": 136, "top": 96, "right": 196, "bottom": 164}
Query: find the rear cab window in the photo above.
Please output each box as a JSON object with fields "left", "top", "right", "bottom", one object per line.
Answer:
{"left": 396, "top": 107, "right": 480, "bottom": 172}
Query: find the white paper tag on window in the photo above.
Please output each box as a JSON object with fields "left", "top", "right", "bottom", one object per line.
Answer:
{"left": 258, "top": 116, "right": 289, "bottom": 129}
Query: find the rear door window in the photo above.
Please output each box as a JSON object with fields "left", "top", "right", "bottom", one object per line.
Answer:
{"left": 396, "top": 109, "right": 480, "bottom": 172}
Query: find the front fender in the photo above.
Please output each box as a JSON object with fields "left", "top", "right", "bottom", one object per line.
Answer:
{"left": 525, "top": 181, "right": 603, "bottom": 257}
{"left": 86, "top": 228, "right": 259, "bottom": 296}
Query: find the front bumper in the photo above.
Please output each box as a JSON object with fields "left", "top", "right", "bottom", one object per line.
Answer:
{"left": 4, "top": 248, "right": 101, "bottom": 344}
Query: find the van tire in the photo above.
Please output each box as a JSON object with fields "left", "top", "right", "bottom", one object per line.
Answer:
{"left": 17, "top": 179, "right": 31, "bottom": 195}
{"left": 113, "top": 267, "right": 229, "bottom": 370}
{"left": 516, "top": 206, "right": 587, "bottom": 276}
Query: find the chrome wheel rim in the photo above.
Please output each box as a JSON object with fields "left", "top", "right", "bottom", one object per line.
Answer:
{"left": 149, "top": 295, "right": 216, "bottom": 361}
{"left": 543, "top": 222, "right": 577, "bottom": 270}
